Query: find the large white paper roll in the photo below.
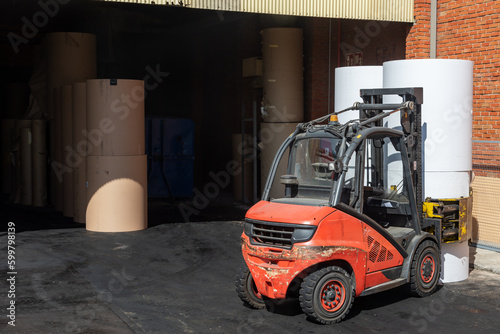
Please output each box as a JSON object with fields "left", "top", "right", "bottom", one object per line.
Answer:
{"left": 261, "top": 28, "right": 303, "bottom": 123}
{"left": 32, "top": 120, "right": 47, "bottom": 207}
{"left": 260, "top": 122, "right": 298, "bottom": 199}
{"left": 334, "top": 66, "right": 383, "bottom": 123}
{"left": 384, "top": 59, "right": 473, "bottom": 283}
{"left": 86, "top": 79, "right": 145, "bottom": 156}
{"left": 424, "top": 171, "right": 470, "bottom": 199}
{"left": 383, "top": 59, "right": 473, "bottom": 173}
{"left": 86, "top": 155, "right": 148, "bottom": 232}
{"left": 440, "top": 242, "right": 469, "bottom": 283}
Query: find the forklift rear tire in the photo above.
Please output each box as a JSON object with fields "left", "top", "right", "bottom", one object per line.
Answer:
{"left": 410, "top": 240, "right": 441, "bottom": 297}
{"left": 299, "top": 266, "right": 354, "bottom": 324}
{"left": 235, "top": 266, "right": 265, "bottom": 309}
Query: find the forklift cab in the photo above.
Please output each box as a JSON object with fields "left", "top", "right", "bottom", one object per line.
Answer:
{"left": 266, "top": 125, "right": 420, "bottom": 251}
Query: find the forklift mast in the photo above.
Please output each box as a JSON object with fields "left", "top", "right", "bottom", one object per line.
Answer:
{"left": 358, "top": 87, "right": 423, "bottom": 226}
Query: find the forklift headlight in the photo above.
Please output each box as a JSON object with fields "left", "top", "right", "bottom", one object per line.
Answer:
{"left": 292, "top": 227, "right": 317, "bottom": 243}
{"left": 244, "top": 221, "right": 252, "bottom": 236}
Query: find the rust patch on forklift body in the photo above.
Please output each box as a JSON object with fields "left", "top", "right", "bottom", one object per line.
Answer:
{"left": 242, "top": 238, "right": 360, "bottom": 262}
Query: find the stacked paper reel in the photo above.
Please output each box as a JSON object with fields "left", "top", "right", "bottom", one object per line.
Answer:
{"left": 44, "top": 32, "right": 96, "bottom": 209}
{"left": 85, "top": 79, "right": 147, "bottom": 232}
{"left": 1, "top": 119, "right": 46, "bottom": 206}
{"left": 334, "top": 60, "right": 473, "bottom": 283}
{"left": 61, "top": 85, "right": 74, "bottom": 217}
{"left": 260, "top": 28, "right": 303, "bottom": 199}
{"left": 383, "top": 59, "right": 473, "bottom": 283}
{"left": 334, "top": 66, "right": 383, "bottom": 122}
{"left": 72, "top": 82, "right": 87, "bottom": 223}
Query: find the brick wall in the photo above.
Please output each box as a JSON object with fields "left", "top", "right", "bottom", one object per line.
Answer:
{"left": 406, "top": 0, "right": 431, "bottom": 58}
{"left": 405, "top": 0, "right": 500, "bottom": 177}
{"left": 436, "top": 0, "right": 500, "bottom": 142}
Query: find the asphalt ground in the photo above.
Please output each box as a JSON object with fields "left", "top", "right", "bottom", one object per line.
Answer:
{"left": 1, "top": 201, "right": 500, "bottom": 333}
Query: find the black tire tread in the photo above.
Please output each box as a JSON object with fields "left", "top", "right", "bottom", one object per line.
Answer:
{"left": 299, "top": 266, "right": 354, "bottom": 325}
{"left": 410, "top": 240, "right": 441, "bottom": 297}
{"left": 235, "top": 266, "right": 265, "bottom": 309}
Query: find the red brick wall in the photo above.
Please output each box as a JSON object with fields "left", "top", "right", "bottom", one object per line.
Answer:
{"left": 406, "top": 0, "right": 431, "bottom": 58}
{"left": 406, "top": 0, "right": 500, "bottom": 175}
{"left": 436, "top": 0, "right": 500, "bottom": 142}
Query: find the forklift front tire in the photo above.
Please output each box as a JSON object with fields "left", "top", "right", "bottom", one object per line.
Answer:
{"left": 410, "top": 240, "right": 441, "bottom": 297}
{"left": 235, "top": 266, "right": 266, "bottom": 309}
{"left": 299, "top": 266, "right": 354, "bottom": 324}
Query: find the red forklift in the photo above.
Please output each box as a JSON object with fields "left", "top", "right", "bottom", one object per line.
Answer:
{"left": 236, "top": 88, "right": 470, "bottom": 324}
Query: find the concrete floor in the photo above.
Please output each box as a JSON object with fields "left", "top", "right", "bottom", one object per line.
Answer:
{"left": 1, "top": 201, "right": 500, "bottom": 333}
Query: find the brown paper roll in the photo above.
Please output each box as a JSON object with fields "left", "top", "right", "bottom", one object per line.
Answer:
{"left": 61, "top": 84, "right": 74, "bottom": 217}
{"left": 72, "top": 82, "right": 87, "bottom": 146}
{"left": 86, "top": 155, "right": 147, "bottom": 232}
{"left": 20, "top": 127, "right": 32, "bottom": 205}
{"left": 54, "top": 86, "right": 62, "bottom": 156}
{"left": 32, "top": 120, "right": 47, "bottom": 207}
{"left": 44, "top": 32, "right": 96, "bottom": 209}
{"left": 262, "top": 71, "right": 303, "bottom": 123}
{"left": 72, "top": 82, "right": 87, "bottom": 223}
{"left": 1, "top": 119, "right": 15, "bottom": 195}
{"left": 48, "top": 119, "right": 56, "bottom": 206}
{"left": 73, "top": 159, "right": 86, "bottom": 223}
{"left": 44, "top": 32, "right": 96, "bottom": 120}
{"left": 261, "top": 28, "right": 303, "bottom": 72}
{"left": 86, "top": 79, "right": 145, "bottom": 156}
{"left": 260, "top": 122, "right": 298, "bottom": 200}
{"left": 53, "top": 87, "right": 63, "bottom": 211}
{"left": 232, "top": 134, "right": 254, "bottom": 202}
{"left": 13, "top": 120, "right": 32, "bottom": 204}
{"left": 62, "top": 149, "right": 73, "bottom": 217}
{"left": 261, "top": 28, "right": 304, "bottom": 123}
{"left": 61, "top": 84, "right": 73, "bottom": 152}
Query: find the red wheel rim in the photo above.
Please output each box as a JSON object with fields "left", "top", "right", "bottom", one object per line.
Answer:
{"left": 420, "top": 254, "right": 436, "bottom": 283}
{"left": 320, "top": 280, "right": 346, "bottom": 312}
